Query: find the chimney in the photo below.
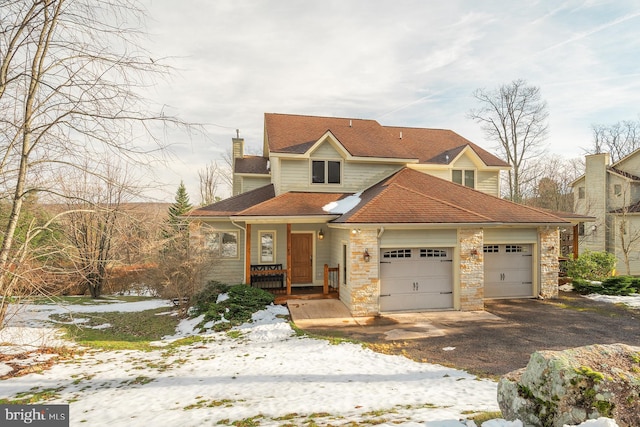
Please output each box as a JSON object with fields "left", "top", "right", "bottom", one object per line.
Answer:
{"left": 232, "top": 129, "right": 244, "bottom": 171}
{"left": 232, "top": 130, "right": 244, "bottom": 158}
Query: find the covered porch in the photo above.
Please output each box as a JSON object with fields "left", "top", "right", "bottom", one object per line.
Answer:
{"left": 244, "top": 223, "right": 340, "bottom": 302}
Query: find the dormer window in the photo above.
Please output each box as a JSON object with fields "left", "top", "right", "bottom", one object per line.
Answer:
{"left": 312, "top": 160, "right": 341, "bottom": 184}
{"left": 452, "top": 169, "right": 475, "bottom": 188}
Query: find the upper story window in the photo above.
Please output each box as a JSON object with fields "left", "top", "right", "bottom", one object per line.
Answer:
{"left": 312, "top": 160, "right": 341, "bottom": 184}
{"left": 452, "top": 169, "right": 475, "bottom": 188}
{"left": 578, "top": 187, "right": 585, "bottom": 199}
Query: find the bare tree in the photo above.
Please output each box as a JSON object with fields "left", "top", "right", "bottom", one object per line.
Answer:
{"left": 521, "top": 155, "right": 584, "bottom": 212}
{"left": 0, "top": 1, "right": 189, "bottom": 325}
{"left": 198, "top": 161, "right": 223, "bottom": 206}
{"left": 56, "top": 160, "right": 135, "bottom": 298}
{"left": 591, "top": 119, "right": 640, "bottom": 163}
{"left": 469, "top": 79, "right": 549, "bottom": 203}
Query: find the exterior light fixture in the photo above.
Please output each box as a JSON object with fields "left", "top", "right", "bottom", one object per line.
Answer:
{"left": 470, "top": 248, "right": 478, "bottom": 257}
{"left": 318, "top": 229, "right": 324, "bottom": 240}
{"left": 363, "top": 249, "right": 371, "bottom": 262}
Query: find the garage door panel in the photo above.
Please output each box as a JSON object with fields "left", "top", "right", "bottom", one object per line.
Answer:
{"left": 380, "top": 292, "right": 453, "bottom": 312}
{"left": 484, "top": 244, "right": 533, "bottom": 298}
{"left": 380, "top": 248, "right": 453, "bottom": 311}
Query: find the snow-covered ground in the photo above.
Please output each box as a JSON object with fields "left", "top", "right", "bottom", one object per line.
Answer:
{"left": 1, "top": 294, "right": 636, "bottom": 427}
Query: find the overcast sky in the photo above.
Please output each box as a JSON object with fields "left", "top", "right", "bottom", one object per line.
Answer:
{"left": 140, "top": 0, "right": 640, "bottom": 203}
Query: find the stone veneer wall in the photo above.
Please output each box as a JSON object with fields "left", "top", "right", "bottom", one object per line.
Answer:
{"left": 347, "top": 229, "right": 379, "bottom": 316}
{"left": 539, "top": 227, "right": 560, "bottom": 299}
{"left": 459, "top": 228, "right": 484, "bottom": 311}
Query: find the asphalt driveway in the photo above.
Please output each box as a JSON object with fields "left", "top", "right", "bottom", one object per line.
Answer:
{"left": 291, "top": 291, "right": 640, "bottom": 377}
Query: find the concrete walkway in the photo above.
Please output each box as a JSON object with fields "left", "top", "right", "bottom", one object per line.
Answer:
{"left": 287, "top": 298, "right": 499, "bottom": 340}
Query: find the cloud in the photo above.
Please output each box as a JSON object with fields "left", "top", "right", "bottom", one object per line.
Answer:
{"left": 137, "top": 0, "right": 640, "bottom": 201}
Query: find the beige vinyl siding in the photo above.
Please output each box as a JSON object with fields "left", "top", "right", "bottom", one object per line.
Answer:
{"left": 328, "top": 228, "right": 351, "bottom": 307}
{"left": 311, "top": 141, "right": 342, "bottom": 159}
{"left": 476, "top": 171, "right": 500, "bottom": 196}
{"left": 613, "top": 216, "right": 640, "bottom": 275}
{"left": 381, "top": 229, "right": 457, "bottom": 247}
{"left": 421, "top": 169, "right": 449, "bottom": 180}
{"left": 196, "top": 220, "right": 245, "bottom": 285}
{"left": 241, "top": 176, "right": 271, "bottom": 193}
{"left": 484, "top": 228, "right": 537, "bottom": 243}
{"left": 452, "top": 155, "right": 476, "bottom": 169}
{"left": 250, "top": 224, "right": 287, "bottom": 266}
{"left": 279, "top": 158, "right": 401, "bottom": 193}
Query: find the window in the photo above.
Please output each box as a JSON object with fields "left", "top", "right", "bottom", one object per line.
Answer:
{"left": 578, "top": 187, "right": 585, "bottom": 199}
{"left": 205, "top": 231, "right": 239, "bottom": 258}
{"left": 259, "top": 231, "right": 275, "bottom": 263}
{"left": 312, "top": 160, "right": 341, "bottom": 184}
{"left": 506, "top": 245, "right": 527, "bottom": 253}
{"left": 382, "top": 249, "right": 412, "bottom": 258}
{"left": 578, "top": 222, "right": 585, "bottom": 236}
{"left": 452, "top": 169, "right": 475, "bottom": 188}
{"left": 420, "top": 249, "right": 447, "bottom": 258}
{"left": 614, "top": 184, "right": 622, "bottom": 196}
{"left": 483, "top": 245, "right": 499, "bottom": 253}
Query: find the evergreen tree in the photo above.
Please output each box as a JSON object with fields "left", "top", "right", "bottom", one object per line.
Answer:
{"left": 167, "top": 181, "right": 193, "bottom": 234}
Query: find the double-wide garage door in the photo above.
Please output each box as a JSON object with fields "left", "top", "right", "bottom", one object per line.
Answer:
{"left": 379, "top": 248, "right": 453, "bottom": 311}
{"left": 483, "top": 244, "right": 534, "bottom": 298}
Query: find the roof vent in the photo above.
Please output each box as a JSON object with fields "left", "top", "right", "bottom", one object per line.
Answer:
{"left": 349, "top": 119, "right": 352, "bottom": 127}
{"left": 399, "top": 131, "right": 403, "bottom": 139}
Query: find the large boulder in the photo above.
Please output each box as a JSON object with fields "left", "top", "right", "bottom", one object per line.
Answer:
{"left": 498, "top": 343, "right": 640, "bottom": 427}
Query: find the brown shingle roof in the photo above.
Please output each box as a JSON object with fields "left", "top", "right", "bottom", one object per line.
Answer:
{"left": 235, "top": 156, "right": 269, "bottom": 174}
{"left": 238, "top": 192, "right": 349, "bottom": 217}
{"left": 264, "top": 113, "right": 509, "bottom": 167}
{"left": 188, "top": 184, "right": 275, "bottom": 217}
{"left": 334, "top": 169, "right": 568, "bottom": 225}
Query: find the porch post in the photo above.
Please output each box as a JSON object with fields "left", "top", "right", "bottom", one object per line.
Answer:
{"left": 323, "top": 264, "right": 329, "bottom": 295}
{"left": 572, "top": 223, "right": 579, "bottom": 259}
{"left": 245, "top": 224, "right": 251, "bottom": 285}
{"left": 286, "top": 224, "right": 292, "bottom": 295}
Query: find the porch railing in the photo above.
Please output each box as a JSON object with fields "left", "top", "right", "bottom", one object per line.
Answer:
{"left": 324, "top": 264, "right": 340, "bottom": 296}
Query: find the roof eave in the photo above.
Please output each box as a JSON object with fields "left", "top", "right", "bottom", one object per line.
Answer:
{"left": 229, "top": 215, "right": 340, "bottom": 224}
{"left": 327, "top": 221, "right": 570, "bottom": 229}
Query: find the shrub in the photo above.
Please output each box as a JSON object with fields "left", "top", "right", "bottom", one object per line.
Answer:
{"left": 191, "top": 283, "right": 275, "bottom": 331}
{"left": 572, "top": 276, "right": 638, "bottom": 296}
{"left": 190, "top": 281, "right": 230, "bottom": 314}
{"left": 566, "top": 250, "right": 617, "bottom": 281}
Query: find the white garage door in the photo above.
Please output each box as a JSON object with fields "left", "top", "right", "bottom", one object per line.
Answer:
{"left": 483, "top": 244, "right": 533, "bottom": 298}
{"left": 379, "top": 248, "right": 454, "bottom": 311}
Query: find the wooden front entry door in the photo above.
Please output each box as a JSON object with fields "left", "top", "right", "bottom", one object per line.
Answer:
{"left": 291, "top": 233, "right": 313, "bottom": 284}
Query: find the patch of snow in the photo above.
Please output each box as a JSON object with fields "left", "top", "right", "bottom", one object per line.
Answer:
{"left": 585, "top": 293, "right": 640, "bottom": 309}
{"left": 0, "top": 298, "right": 623, "bottom": 427}
{"left": 322, "top": 191, "right": 362, "bottom": 214}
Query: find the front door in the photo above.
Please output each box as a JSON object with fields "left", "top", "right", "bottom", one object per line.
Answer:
{"left": 291, "top": 233, "right": 313, "bottom": 284}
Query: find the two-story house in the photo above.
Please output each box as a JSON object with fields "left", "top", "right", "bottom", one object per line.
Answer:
{"left": 188, "top": 113, "right": 568, "bottom": 316}
{"left": 572, "top": 151, "right": 640, "bottom": 275}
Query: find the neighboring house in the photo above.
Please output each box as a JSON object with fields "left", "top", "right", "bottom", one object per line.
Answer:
{"left": 572, "top": 151, "right": 640, "bottom": 275}
{"left": 188, "top": 113, "right": 569, "bottom": 316}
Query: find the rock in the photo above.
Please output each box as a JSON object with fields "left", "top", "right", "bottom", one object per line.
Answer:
{"left": 497, "top": 343, "right": 640, "bottom": 427}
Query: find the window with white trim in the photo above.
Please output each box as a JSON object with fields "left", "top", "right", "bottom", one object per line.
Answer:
{"left": 311, "top": 160, "right": 341, "bottom": 184}
{"left": 483, "top": 245, "right": 499, "bottom": 253}
{"left": 452, "top": 169, "right": 475, "bottom": 188}
{"left": 205, "top": 231, "right": 239, "bottom": 258}
{"left": 259, "top": 231, "right": 275, "bottom": 263}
